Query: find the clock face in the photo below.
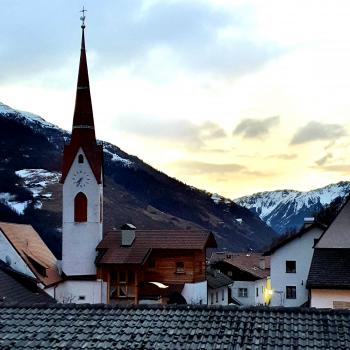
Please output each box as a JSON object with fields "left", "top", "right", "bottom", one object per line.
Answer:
{"left": 72, "top": 170, "right": 91, "bottom": 188}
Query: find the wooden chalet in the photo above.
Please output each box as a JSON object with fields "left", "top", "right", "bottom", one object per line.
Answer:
{"left": 96, "top": 224, "right": 217, "bottom": 304}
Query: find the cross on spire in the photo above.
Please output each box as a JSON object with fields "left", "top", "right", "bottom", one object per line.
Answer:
{"left": 80, "top": 6, "right": 87, "bottom": 29}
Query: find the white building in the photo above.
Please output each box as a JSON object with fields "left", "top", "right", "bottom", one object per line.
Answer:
{"left": 207, "top": 269, "right": 233, "bottom": 305}
{"left": 307, "top": 199, "right": 350, "bottom": 308}
{"left": 0, "top": 221, "right": 61, "bottom": 291}
{"left": 210, "top": 252, "right": 272, "bottom": 306}
{"left": 266, "top": 221, "right": 325, "bottom": 307}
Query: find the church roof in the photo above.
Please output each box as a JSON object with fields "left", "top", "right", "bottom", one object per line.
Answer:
{"left": 96, "top": 230, "right": 217, "bottom": 265}
{"left": 61, "top": 25, "right": 103, "bottom": 184}
{"left": 0, "top": 222, "right": 61, "bottom": 287}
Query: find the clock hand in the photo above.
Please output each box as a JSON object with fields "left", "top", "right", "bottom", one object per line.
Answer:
{"left": 76, "top": 177, "right": 83, "bottom": 186}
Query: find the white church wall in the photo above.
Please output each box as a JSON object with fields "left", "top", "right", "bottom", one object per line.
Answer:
{"left": 62, "top": 149, "right": 103, "bottom": 276}
{"left": 0, "top": 231, "right": 36, "bottom": 278}
{"left": 182, "top": 281, "right": 207, "bottom": 304}
{"left": 47, "top": 280, "right": 107, "bottom": 304}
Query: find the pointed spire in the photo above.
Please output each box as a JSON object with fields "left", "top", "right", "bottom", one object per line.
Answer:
{"left": 71, "top": 16, "right": 96, "bottom": 143}
{"left": 61, "top": 14, "right": 103, "bottom": 184}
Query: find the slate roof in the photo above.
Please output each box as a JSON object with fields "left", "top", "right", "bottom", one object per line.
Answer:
{"left": 0, "top": 222, "right": 61, "bottom": 287}
{"left": 96, "top": 230, "right": 217, "bottom": 265}
{"left": 264, "top": 222, "right": 326, "bottom": 255}
{"left": 307, "top": 248, "right": 350, "bottom": 289}
{"left": 206, "top": 269, "right": 233, "bottom": 289}
{"left": 316, "top": 197, "right": 350, "bottom": 248}
{"left": 1, "top": 303, "right": 350, "bottom": 349}
{"left": 0, "top": 261, "right": 55, "bottom": 304}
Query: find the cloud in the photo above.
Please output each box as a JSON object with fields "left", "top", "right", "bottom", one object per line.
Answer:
{"left": 315, "top": 153, "right": 332, "bottom": 166}
{"left": 172, "top": 160, "right": 272, "bottom": 177}
{"left": 0, "top": 0, "right": 283, "bottom": 83}
{"left": 266, "top": 153, "right": 298, "bottom": 160}
{"left": 233, "top": 116, "right": 280, "bottom": 139}
{"left": 314, "top": 164, "right": 350, "bottom": 175}
{"left": 290, "top": 121, "right": 347, "bottom": 145}
{"left": 114, "top": 114, "right": 226, "bottom": 149}
{"left": 172, "top": 160, "right": 245, "bottom": 174}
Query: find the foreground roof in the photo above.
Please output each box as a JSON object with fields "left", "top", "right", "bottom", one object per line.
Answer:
{"left": 307, "top": 248, "right": 350, "bottom": 289}
{"left": 0, "top": 303, "right": 349, "bottom": 349}
{"left": 96, "top": 230, "right": 217, "bottom": 264}
{"left": 0, "top": 222, "right": 61, "bottom": 287}
{"left": 0, "top": 261, "right": 55, "bottom": 304}
{"left": 263, "top": 222, "right": 326, "bottom": 256}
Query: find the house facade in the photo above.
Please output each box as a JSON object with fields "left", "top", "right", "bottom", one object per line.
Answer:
{"left": 96, "top": 226, "right": 217, "bottom": 305}
{"left": 307, "top": 199, "right": 350, "bottom": 308}
{"left": 266, "top": 222, "right": 325, "bottom": 307}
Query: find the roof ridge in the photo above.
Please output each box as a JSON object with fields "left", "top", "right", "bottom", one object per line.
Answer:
{"left": 1, "top": 303, "right": 349, "bottom": 314}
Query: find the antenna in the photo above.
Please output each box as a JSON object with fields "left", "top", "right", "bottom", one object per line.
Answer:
{"left": 80, "top": 6, "right": 87, "bottom": 28}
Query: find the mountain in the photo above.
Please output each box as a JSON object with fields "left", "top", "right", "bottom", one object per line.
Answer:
{"left": 236, "top": 182, "right": 350, "bottom": 234}
{"left": 0, "top": 102, "right": 277, "bottom": 257}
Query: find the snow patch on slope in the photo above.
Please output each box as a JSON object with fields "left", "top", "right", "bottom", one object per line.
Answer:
{"left": 104, "top": 148, "right": 133, "bottom": 167}
{"left": 0, "top": 102, "right": 61, "bottom": 131}
{"left": 0, "top": 192, "right": 29, "bottom": 215}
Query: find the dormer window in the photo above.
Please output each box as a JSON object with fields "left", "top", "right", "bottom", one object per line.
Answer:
{"left": 78, "top": 154, "right": 84, "bottom": 163}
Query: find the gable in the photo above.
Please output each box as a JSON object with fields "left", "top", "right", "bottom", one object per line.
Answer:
{"left": 0, "top": 229, "right": 35, "bottom": 279}
{"left": 316, "top": 198, "right": 350, "bottom": 248}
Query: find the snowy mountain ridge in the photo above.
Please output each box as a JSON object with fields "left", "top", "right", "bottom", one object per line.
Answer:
{"left": 236, "top": 181, "right": 350, "bottom": 233}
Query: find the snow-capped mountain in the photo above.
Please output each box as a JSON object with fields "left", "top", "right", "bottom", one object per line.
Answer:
{"left": 0, "top": 102, "right": 277, "bottom": 256}
{"left": 236, "top": 182, "right": 350, "bottom": 234}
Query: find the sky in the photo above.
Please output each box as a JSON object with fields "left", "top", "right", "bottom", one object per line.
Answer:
{"left": 1, "top": 0, "right": 350, "bottom": 198}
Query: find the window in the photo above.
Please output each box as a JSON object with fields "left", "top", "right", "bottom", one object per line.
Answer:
{"left": 115, "top": 271, "right": 135, "bottom": 298}
{"left": 78, "top": 154, "right": 84, "bottom": 163}
{"left": 211, "top": 293, "right": 214, "bottom": 305}
{"left": 256, "top": 288, "right": 259, "bottom": 297}
{"left": 238, "top": 288, "right": 248, "bottom": 298}
{"left": 286, "top": 286, "right": 296, "bottom": 299}
{"left": 227, "top": 271, "right": 233, "bottom": 277}
{"left": 74, "top": 192, "right": 87, "bottom": 222}
{"left": 215, "top": 291, "right": 218, "bottom": 303}
{"left": 176, "top": 262, "right": 185, "bottom": 274}
{"left": 78, "top": 295, "right": 85, "bottom": 301}
{"left": 221, "top": 289, "right": 225, "bottom": 301}
{"left": 286, "top": 260, "right": 296, "bottom": 273}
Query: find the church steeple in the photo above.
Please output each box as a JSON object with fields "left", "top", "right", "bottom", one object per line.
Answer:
{"left": 71, "top": 20, "right": 96, "bottom": 144}
{"left": 61, "top": 15, "right": 103, "bottom": 184}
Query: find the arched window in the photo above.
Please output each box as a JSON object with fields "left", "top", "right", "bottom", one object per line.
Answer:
{"left": 74, "top": 192, "right": 87, "bottom": 222}
{"left": 78, "top": 154, "right": 84, "bottom": 163}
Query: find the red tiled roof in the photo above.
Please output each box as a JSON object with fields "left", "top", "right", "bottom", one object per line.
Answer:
{"left": 96, "top": 230, "right": 217, "bottom": 265}
{"left": 0, "top": 222, "right": 61, "bottom": 287}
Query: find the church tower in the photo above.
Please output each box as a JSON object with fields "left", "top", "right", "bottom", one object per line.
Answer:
{"left": 61, "top": 16, "right": 103, "bottom": 277}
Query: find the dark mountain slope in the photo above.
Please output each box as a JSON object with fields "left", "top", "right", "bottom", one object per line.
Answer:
{"left": 0, "top": 102, "right": 277, "bottom": 257}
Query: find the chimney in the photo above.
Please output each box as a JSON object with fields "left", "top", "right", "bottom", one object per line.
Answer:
{"left": 259, "top": 257, "right": 266, "bottom": 270}
{"left": 304, "top": 217, "right": 314, "bottom": 228}
{"left": 120, "top": 223, "right": 136, "bottom": 246}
